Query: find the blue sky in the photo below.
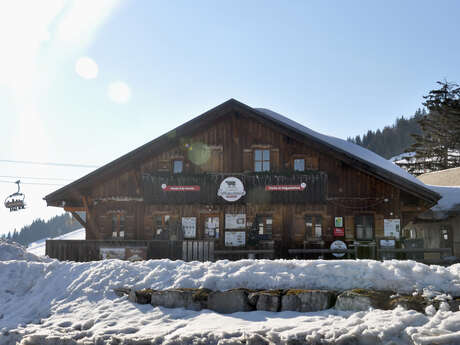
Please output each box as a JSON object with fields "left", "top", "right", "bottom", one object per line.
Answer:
{"left": 1, "top": 0, "right": 460, "bottom": 236}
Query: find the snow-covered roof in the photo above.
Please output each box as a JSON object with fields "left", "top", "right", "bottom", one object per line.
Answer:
{"left": 255, "top": 108, "right": 436, "bottom": 196}
{"left": 418, "top": 185, "right": 460, "bottom": 220}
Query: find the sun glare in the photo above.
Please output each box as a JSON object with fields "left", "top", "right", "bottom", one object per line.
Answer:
{"left": 108, "top": 81, "right": 131, "bottom": 104}
{"left": 75, "top": 57, "right": 99, "bottom": 79}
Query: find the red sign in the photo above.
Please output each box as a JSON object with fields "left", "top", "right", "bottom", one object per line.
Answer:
{"left": 161, "top": 184, "right": 200, "bottom": 191}
{"left": 334, "top": 228, "right": 345, "bottom": 237}
{"left": 265, "top": 183, "right": 306, "bottom": 191}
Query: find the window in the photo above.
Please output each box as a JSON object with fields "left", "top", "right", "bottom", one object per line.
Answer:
{"left": 112, "top": 213, "right": 126, "bottom": 239}
{"left": 153, "top": 214, "right": 170, "bottom": 239}
{"left": 355, "top": 215, "right": 374, "bottom": 240}
{"left": 173, "top": 160, "right": 183, "bottom": 174}
{"left": 294, "top": 159, "right": 305, "bottom": 172}
{"left": 256, "top": 215, "right": 273, "bottom": 240}
{"left": 254, "top": 149, "right": 270, "bottom": 172}
{"left": 305, "top": 215, "right": 322, "bottom": 239}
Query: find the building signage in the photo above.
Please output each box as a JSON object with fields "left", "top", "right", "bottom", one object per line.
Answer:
{"left": 384, "top": 219, "right": 401, "bottom": 239}
{"left": 125, "top": 247, "right": 147, "bottom": 261}
{"left": 333, "top": 228, "right": 345, "bottom": 237}
{"left": 100, "top": 247, "right": 125, "bottom": 260}
{"left": 265, "top": 183, "right": 306, "bottom": 191}
{"left": 225, "top": 214, "right": 246, "bottom": 229}
{"left": 225, "top": 231, "right": 246, "bottom": 247}
{"left": 161, "top": 184, "right": 200, "bottom": 191}
{"left": 217, "top": 177, "right": 246, "bottom": 202}
{"left": 330, "top": 240, "right": 347, "bottom": 258}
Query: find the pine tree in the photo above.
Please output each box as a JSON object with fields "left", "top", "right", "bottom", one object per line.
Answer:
{"left": 404, "top": 81, "right": 460, "bottom": 174}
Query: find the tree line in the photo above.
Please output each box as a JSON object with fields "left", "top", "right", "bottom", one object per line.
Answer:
{"left": 350, "top": 81, "right": 460, "bottom": 175}
{"left": 1, "top": 213, "right": 82, "bottom": 246}
{"left": 348, "top": 109, "right": 425, "bottom": 159}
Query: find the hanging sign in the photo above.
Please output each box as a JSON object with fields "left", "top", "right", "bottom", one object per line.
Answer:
{"left": 384, "top": 219, "right": 401, "bottom": 239}
{"left": 161, "top": 184, "right": 200, "bottom": 191}
{"left": 225, "top": 214, "right": 246, "bottom": 229}
{"left": 330, "top": 240, "right": 347, "bottom": 258}
{"left": 265, "top": 183, "right": 306, "bottom": 191}
{"left": 217, "top": 177, "right": 246, "bottom": 202}
{"left": 334, "top": 228, "right": 345, "bottom": 237}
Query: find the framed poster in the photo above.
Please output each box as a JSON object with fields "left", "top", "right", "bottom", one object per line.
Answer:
{"left": 225, "top": 214, "right": 246, "bottom": 229}
{"left": 384, "top": 219, "right": 400, "bottom": 239}
{"left": 334, "top": 228, "right": 345, "bottom": 237}
{"left": 225, "top": 231, "right": 246, "bottom": 247}
{"left": 334, "top": 217, "right": 344, "bottom": 228}
{"left": 182, "top": 217, "right": 196, "bottom": 239}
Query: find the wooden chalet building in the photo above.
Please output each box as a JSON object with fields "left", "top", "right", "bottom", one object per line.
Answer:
{"left": 44, "top": 99, "right": 441, "bottom": 261}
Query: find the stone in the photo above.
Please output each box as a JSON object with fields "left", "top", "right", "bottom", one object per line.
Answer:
{"left": 448, "top": 298, "right": 460, "bottom": 312}
{"left": 335, "top": 289, "right": 391, "bottom": 311}
{"left": 113, "top": 287, "right": 131, "bottom": 297}
{"left": 150, "top": 289, "right": 203, "bottom": 311}
{"left": 207, "top": 289, "right": 254, "bottom": 314}
{"left": 281, "top": 289, "right": 335, "bottom": 312}
{"left": 388, "top": 294, "right": 429, "bottom": 313}
{"left": 248, "top": 292, "right": 259, "bottom": 306}
{"left": 255, "top": 291, "right": 281, "bottom": 312}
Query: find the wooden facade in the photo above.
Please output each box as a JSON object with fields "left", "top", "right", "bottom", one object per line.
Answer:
{"left": 45, "top": 99, "right": 441, "bottom": 260}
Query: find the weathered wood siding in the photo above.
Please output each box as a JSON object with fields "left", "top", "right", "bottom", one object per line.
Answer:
{"left": 80, "top": 110, "right": 427, "bottom": 251}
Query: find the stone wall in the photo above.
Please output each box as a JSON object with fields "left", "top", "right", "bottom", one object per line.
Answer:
{"left": 117, "top": 287, "right": 460, "bottom": 315}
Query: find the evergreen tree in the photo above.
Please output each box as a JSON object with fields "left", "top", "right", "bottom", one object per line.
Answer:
{"left": 404, "top": 81, "right": 460, "bottom": 174}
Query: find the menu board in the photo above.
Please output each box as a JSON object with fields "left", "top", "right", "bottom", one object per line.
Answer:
{"left": 182, "top": 217, "right": 197, "bottom": 238}
{"left": 225, "top": 231, "right": 246, "bottom": 247}
{"left": 225, "top": 214, "right": 246, "bottom": 229}
{"left": 384, "top": 219, "right": 400, "bottom": 239}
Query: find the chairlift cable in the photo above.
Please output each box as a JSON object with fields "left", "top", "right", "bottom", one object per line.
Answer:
{"left": 0, "top": 180, "right": 65, "bottom": 186}
{"left": 0, "top": 159, "right": 99, "bottom": 168}
{"left": 0, "top": 175, "right": 74, "bottom": 181}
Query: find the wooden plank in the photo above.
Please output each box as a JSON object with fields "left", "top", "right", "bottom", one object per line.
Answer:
{"left": 182, "top": 241, "right": 187, "bottom": 261}
{"left": 198, "top": 241, "right": 204, "bottom": 261}
{"left": 188, "top": 241, "right": 193, "bottom": 261}
{"left": 64, "top": 206, "right": 85, "bottom": 212}
{"left": 288, "top": 249, "right": 354, "bottom": 254}
{"left": 378, "top": 248, "right": 452, "bottom": 254}
{"left": 71, "top": 211, "right": 87, "bottom": 230}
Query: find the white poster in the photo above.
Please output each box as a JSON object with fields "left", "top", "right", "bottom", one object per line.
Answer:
{"left": 225, "top": 214, "right": 246, "bottom": 229}
{"left": 384, "top": 219, "right": 400, "bottom": 239}
{"left": 225, "top": 231, "right": 246, "bottom": 247}
{"left": 182, "top": 217, "right": 196, "bottom": 239}
{"left": 205, "top": 217, "right": 219, "bottom": 238}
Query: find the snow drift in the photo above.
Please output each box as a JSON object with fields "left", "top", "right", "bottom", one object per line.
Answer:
{"left": 1, "top": 240, "right": 460, "bottom": 345}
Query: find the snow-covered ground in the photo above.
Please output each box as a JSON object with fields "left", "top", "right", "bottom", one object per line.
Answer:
{"left": 1, "top": 240, "right": 460, "bottom": 345}
{"left": 26, "top": 228, "right": 85, "bottom": 257}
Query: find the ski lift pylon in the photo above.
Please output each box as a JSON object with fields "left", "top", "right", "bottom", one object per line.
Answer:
{"left": 4, "top": 180, "right": 26, "bottom": 212}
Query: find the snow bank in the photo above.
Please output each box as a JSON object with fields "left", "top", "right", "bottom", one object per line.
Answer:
{"left": 1, "top": 239, "right": 460, "bottom": 344}
{"left": 27, "top": 228, "right": 85, "bottom": 257}
{"left": 0, "top": 239, "right": 44, "bottom": 262}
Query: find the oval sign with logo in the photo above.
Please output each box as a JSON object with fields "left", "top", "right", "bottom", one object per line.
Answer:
{"left": 330, "top": 240, "right": 347, "bottom": 258}
{"left": 217, "top": 177, "right": 246, "bottom": 202}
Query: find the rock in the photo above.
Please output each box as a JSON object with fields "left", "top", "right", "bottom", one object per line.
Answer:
{"left": 150, "top": 289, "right": 205, "bottom": 311}
{"left": 335, "top": 289, "right": 391, "bottom": 311}
{"left": 207, "top": 289, "right": 254, "bottom": 314}
{"left": 281, "top": 289, "right": 335, "bottom": 312}
{"left": 113, "top": 287, "right": 131, "bottom": 297}
{"left": 255, "top": 291, "right": 281, "bottom": 312}
{"left": 128, "top": 288, "right": 154, "bottom": 304}
{"left": 388, "top": 294, "right": 429, "bottom": 313}
{"left": 448, "top": 298, "right": 460, "bottom": 311}
{"left": 248, "top": 292, "right": 259, "bottom": 306}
